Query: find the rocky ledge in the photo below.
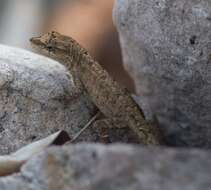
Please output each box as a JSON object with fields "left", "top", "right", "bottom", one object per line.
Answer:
{"left": 1, "top": 144, "right": 211, "bottom": 190}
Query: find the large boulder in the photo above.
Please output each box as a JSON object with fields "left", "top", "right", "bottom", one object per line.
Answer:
{"left": 0, "top": 45, "right": 96, "bottom": 155}
{"left": 113, "top": 0, "right": 211, "bottom": 147}
{"left": 1, "top": 144, "right": 211, "bottom": 189}
{"left": 0, "top": 45, "right": 141, "bottom": 155}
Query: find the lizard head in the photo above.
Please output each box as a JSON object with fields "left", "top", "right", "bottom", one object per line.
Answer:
{"left": 30, "top": 31, "right": 87, "bottom": 66}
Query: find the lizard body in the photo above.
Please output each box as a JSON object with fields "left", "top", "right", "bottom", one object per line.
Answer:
{"left": 30, "top": 31, "right": 162, "bottom": 145}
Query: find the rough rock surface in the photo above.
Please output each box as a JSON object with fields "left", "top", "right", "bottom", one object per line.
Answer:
{"left": 0, "top": 45, "right": 141, "bottom": 155}
{"left": 0, "top": 175, "right": 28, "bottom": 190}
{"left": 1, "top": 144, "right": 211, "bottom": 189}
{"left": 113, "top": 0, "right": 211, "bottom": 147}
{"left": 0, "top": 45, "right": 96, "bottom": 155}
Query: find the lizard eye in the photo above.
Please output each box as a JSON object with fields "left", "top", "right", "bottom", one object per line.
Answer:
{"left": 46, "top": 45, "right": 54, "bottom": 52}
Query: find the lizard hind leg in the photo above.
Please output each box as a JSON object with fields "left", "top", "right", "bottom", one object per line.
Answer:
{"left": 93, "top": 118, "right": 142, "bottom": 143}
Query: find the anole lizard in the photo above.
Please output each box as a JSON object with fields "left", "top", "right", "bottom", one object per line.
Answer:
{"left": 30, "top": 31, "right": 163, "bottom": 145}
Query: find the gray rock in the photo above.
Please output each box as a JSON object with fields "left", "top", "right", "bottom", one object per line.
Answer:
{"left": 0, "top": 175, "right": 29, "bottom": 190}
{"left": 0, "top": 45, "right": 96, "bottom": 155}
{"left": 113, "top": 0, "right": 211, "bottom": 147}
{"left": 1, "top": 144, "right": 211, "bottom": 189}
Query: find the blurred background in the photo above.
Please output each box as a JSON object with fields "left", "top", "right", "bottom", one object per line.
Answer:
{"left": 0, "top": 0, "right": 135, "bottom": 92}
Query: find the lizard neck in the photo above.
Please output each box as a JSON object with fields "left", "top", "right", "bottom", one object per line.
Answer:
{"left": 67, "top": 43, "right": 94, "bottom": 72}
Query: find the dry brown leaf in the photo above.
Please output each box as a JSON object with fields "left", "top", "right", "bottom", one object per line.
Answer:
{"left": 0, "top": 130, "right": 70, "bottom": 176}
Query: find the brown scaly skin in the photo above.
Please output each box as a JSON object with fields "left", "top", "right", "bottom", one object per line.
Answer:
{"left": 30, "top": 31, "right": 163, "bottom": 145}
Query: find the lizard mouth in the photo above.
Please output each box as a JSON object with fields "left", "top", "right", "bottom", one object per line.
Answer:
{"left": 30, "top": 37, "right": 46, "bottom": 48}
{"left": 30, "top": 37, "right": 56, "bottom": 54}
{"left": 30, "top": 36, "right": 57, "bottom": 58}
